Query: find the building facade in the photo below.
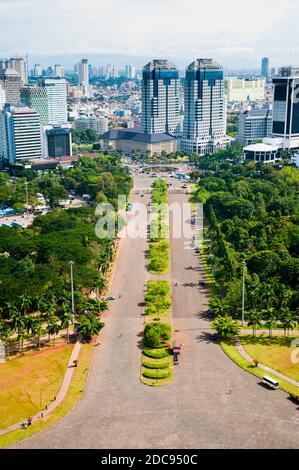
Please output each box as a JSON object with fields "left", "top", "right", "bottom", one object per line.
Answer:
{"left": 101, "top": 129, "right": 177, "bottom": 157}
{"left": 40, "top": 78, "right": 68, "bottom": 125}
{"left": 261, "top": 58, "right": 270, "bottom": 79}
{"left": 125, "top": 64, "right": 136, "bottom": 80}
{"left": 243, "top": 143, "right": 279, "bottom": 163}
{"left": 141, "top": 59, "right": 180, "bottom": 137}
{"left": 45, "top": 127, "right": 72, "bottom": 158}
{"left": 2, "top": 105, "right": 42, "bottom": 164}
{"left": 238, "top": 109, "right": 272, "bottom": 146}
{"left": 182, "top": 58, "right": 229, "bottom": 154}
{"left": 78, "top": 59, "right": 89, "bottom": 86}
{"left": 271, "top": 67, "right": 299, "bottom": 150}
{"left": 0, "top": 69, "right": 22, "bottom": 104}
{"left": 20, "top": 85, "right": 49, "bottom": 126}
{"left": 225, "top": 78, "right": 265, "bottom": 102}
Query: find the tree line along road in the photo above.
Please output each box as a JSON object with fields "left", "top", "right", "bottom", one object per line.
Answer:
{"left": 12, "top": 174, "right": 299, "bottom": 449}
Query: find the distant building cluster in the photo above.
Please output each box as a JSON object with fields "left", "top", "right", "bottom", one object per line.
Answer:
{"left": 1, "top": 52, "right": 299, "bottom": 166}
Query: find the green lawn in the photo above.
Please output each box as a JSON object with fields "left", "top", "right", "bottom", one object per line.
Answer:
{"left": 240, "top": 335, "right": 299, "bottom": 383}
{"left": 0, "top": 342, "right": 73, "bottom": 430}
{"left": 221, "top": 339, "right": 299, "bottom": 397}
{"left": 0, "top": 341, "right": 94, "bottom": 448}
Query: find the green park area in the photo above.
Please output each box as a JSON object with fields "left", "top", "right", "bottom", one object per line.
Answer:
{"left": 240, "top": 335, "right": 299, "bottom": 383}
{"left": 0, "top": 342, "right": 72, "bottom": 430}
{"left": 0, "top": 341, "right": 94, "bottom": 448}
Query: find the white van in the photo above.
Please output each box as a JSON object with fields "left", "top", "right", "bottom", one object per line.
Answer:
{"left": 262, "top": 376, "right": 279, "bottom": 390}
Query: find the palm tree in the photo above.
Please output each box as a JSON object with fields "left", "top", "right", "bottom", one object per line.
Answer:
{"left": 260, "top": 283, "right": 276, "bottom": 309}
{"left": 263, "top": 308, "right": 277, "bottom": 338}
{"left": 247, "top": 310, "right": 263, "bottom": 337}
{"left": 279, "top": 308, "right": 297, "bottom": 336}
{"left": 9, "top": 307, "right": 26, "bottom": 352}
{"left": 211, "top": 316, "right": 239, "bottom": 338}
{"left": 26, "top": 316, "right": 43, "bottom": 349}
{"left": 59, "top": 304, "right": 73, "bottom": 342}
{"left": 209, "top": 296, "right": 230, "bottom": 318}
{"left": 19, "top": 294, "right": 33, "bottom": 316}
{"left": 47, "top": 316, "right": 61, "bottom": 344}
{"left": 280, "top": 289, "right": 293, "bottom": 309}
{"left": 0, "top": 321, "right": 11, "bottom": 359}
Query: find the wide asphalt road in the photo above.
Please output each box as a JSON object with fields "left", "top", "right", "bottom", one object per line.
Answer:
{"left": 13, "top": 173, "right": 299, "bottom": 449}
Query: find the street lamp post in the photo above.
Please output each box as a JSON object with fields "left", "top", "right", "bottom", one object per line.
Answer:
{"left": 69, "top": 261, "right": 75, "bottom": 326}
{"left": 242, "top": 261, "right": 246, "bottom": 327}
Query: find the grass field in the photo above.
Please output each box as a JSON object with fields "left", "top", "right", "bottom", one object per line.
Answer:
{"left": 221, "top": 339, "right": 299, "bottom": 397}
{"left": 0, "top": 342, "right": 73, "bottom": 430}
{"left": 0, "top": 341, "right": 94, "bottom": 448}
{"left": 240, "top": 335, "right": 299, "bottom": 383}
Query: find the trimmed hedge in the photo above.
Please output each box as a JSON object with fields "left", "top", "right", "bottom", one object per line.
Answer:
{"left": 142, "top": 361, "right": 170, "bottom": 370}
{"left": 143, "top": 348, "right": 170, "bottom": 359}
{"left": 144, "top": 322, "right": 171, "bottom": 349}
{"left": 143, "top": 369, "right": 171, "bottom": 380}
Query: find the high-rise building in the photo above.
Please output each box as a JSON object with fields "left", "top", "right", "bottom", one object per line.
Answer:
{"left": 45, "top": 127, "right": 72, "bottom": 158}
{"left": 271, "top": 66, "right": 299, "bottom": 149}
{"left": 125, "top": 63, "right": 135, "bottom": 79}
{"left": 34, "top": 64, "right": 42, "bottom": 77}
{"left": 40, "top": 78, "right": 68, "bottom": 125}
{"left": 97, "top": 116, "right": 108, "bottom": 135}
{"left": 2, "top": 105, "right": 42, "bottom": 164}
{"left": 0, "top": 68, "right": 22, "bottom": 104}
{"left": 182, "top": 58, "right": 229, "bottom": 154}
{"left": 20, "top": 85, "right": 49, "bottom": 125}
{"left": 9, "top": 57, "right": 28, "bottom": 84}
{"left": 225, "top": 78, "right": 265, "bottom": 102}
{"left": 261, "top": 57, "right": 270, "bottom": 79}
{"left": 54, "top": 64, "right": 64, "bottom": 78}
{"left": 238, "top": 109, "right": 272, "bottom": 146}
{"left": 78, "top": 59, "right": 89, "bottom": 86}
{"left": 141, "top": 59, "right": 180, "bottom": 137}
{"left": 0, "top": 83, "right": 6, "bottom": 110}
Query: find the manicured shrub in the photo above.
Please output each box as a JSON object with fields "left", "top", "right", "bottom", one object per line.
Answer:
{"left": 143, "top": 349, "right": 170, "bottom": 359}
{"left": 142, "top": 361, "right": 169, "bottom": 370}
{"left": 143, "top": 369, "right": 170, "bottom": 380}
{"left": 144, "top": 322, "right": 171, "bottom": 349}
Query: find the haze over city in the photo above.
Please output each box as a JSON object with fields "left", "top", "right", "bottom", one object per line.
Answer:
{"left": 1, "top": 0, "right": 299, "bottom": 68}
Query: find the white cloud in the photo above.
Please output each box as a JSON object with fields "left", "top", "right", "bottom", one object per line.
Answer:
{"left": 0, "top": 0, "right": 299, "bottom": 68}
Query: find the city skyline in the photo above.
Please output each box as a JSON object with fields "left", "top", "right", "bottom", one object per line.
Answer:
{"left": 0, "top": 0, "right": 299, "bottom": 69}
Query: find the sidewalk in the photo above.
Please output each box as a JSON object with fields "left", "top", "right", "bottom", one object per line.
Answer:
{"left": 234, "top": 338, "right": 299, "bottom": 388}
{"left": 0, "top": 341, "right": 82, "bottom": 437}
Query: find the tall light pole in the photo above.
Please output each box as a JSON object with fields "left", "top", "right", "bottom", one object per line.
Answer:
{"left": 242, "top": 261, "right": 246, "bottom": 327}
{"left": 69, "top": 261, "right": 75, "bottom": 326}
{"left": 25, "top": 181, "right": 29, "bottom": 220}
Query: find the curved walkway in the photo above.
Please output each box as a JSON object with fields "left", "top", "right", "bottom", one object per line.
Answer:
{"left": 0, "top": 342, "right": 81, "bottom": 437}
{"left": 234, "top": 338, "right": 299, "bottom": 388}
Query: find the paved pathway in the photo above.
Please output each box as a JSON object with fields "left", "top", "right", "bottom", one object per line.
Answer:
{"left": 234, "top": 338, "right": 299, "bottom": 388}
{"left": 0, "top": 342, "right": 81, "bottom": 437}
{"left": 12, "top": 174, "right": 299, "bottom": 449}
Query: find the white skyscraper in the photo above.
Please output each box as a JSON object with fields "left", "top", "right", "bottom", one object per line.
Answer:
{"left": 78, "top": 59, "right": 89, "bottom": 86}
{"left": 125, "top": 63, "right": 135, "bottom": 79}
{"left": 9, "top": 57, "right": 28, "bottom": 85}
{"left": 54, "top": 64, "right": 64, "bottom": 78}
{"left": 2, "top": 105, "right": 42, "bottom": 164}
{"left": 141, "top": 59, "right": 180, "bottom": 137}
{"left": 182, "top": 58, "right": 229, "bottom": 154}
{"left": 34, "top": 64, "right": 42, "bottom": 77}
{"left": 40, "top": 78, "right": 68, "bottom": 125}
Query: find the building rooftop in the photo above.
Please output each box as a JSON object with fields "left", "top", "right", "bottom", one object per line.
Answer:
{"left": 101, "top": 128, "right": 177, "bottom": 143}
{"left": 143, "top": 60, "right": 177, "bottom": 71}
{"left": 244, "top": 143, "right": 278, "bottom": 152}
{"left": 187, "top": 59, "right": 222, "bottom": 71}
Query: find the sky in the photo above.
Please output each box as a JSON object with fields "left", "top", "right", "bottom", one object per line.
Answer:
{"left": 1, "top": 0, "right": 299, "bottom": 70}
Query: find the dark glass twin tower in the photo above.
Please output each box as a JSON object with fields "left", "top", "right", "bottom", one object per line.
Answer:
{"left": 141, "top": 58, "right": 228, "bottom": 155}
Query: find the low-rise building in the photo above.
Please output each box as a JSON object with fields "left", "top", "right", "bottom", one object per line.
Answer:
{"left": 101, "top": 129, "right": 177, "bottom": 156}
{"left": 243, "top": 143, "right": 279, "bottom": 163}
